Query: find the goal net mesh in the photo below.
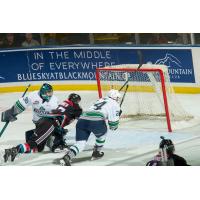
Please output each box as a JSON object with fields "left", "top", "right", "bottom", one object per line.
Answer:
{"left": 96, "top": 64, "right": 193, "bottom": 131}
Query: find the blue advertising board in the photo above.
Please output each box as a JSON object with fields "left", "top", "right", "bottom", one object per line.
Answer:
{"left": 0, "top": 47, "right": 195, "bottom": 83}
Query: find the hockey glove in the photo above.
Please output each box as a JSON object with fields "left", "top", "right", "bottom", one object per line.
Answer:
{"left": 1, "top": 107, "right": 17, "bottom": 122}
{"left": 108, "top": 120, "right": 119, "bottom": 131}
{"left": 55, "top": 126, "right": 68, "bottom": 136}
{"left": 109, "top": 126, "right": 118, "bottom": 131}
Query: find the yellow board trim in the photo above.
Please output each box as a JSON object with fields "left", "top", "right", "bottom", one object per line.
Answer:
{"left": 0, "top": 84, "right": 200, "bottom": 94}
{"left": 0, "top": 84, "right": 98, "bottom": 93}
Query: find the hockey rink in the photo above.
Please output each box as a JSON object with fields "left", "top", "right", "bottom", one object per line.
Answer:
{"left": 0, "top": 91, "right": 200, "bottom": 166}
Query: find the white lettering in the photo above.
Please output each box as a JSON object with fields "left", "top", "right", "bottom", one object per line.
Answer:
{"left": 31, "top": 63, "right": 44, "bottom": 71}
{"left": 17, "top": 74, "right": 22, "bottom": 80}
{"left": 17, "top": 72, "right": 98, "bottom": 81}
{"left": 73, "top": 50, "right": 112, "bottom": 59}
{"left": 49, "top": 51, "right": 69, "bottom": 59}
{"left": 34, "top": 52, "right": 44, "bottom": 60}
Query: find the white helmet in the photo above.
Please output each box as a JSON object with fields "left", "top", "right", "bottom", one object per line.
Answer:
{"left": 107, "top": 89, "right": 121, "bottom": 102}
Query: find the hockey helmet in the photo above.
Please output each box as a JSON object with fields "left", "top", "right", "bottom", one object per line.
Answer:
{"left": 107, "top": 89, "right": 121, "bottom": 102}
{"left": 68, "top": 93, "right": 81, "bottom": 104}
{"left": 159, "top": 136, "right": 175, "bottom": 155}
{"left": 146, "top": 160, "right": 161, "bottom": 166}
{"left": 39, "top": 83, "right": 53, "bottom": 102}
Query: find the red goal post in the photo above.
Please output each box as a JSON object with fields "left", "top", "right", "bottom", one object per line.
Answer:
{"left": 96, "top": 65, "right": 174, "bottom": 132}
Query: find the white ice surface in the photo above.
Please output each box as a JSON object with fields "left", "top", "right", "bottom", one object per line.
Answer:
{"left": 0, "top": 91, "right": 200, "bottom": 166}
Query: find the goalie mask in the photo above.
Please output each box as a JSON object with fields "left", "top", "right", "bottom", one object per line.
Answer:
{"left": 107, "top": 89, "right": 121, "bottom": 102}
{"left": 159, "top": 137, "right": 175, "bottom": 155}
{"left": 39, "top": 83, "right": 53, "bottom": 102}
{"left": 68, "top": 93, "right": 81, "bottom": 104}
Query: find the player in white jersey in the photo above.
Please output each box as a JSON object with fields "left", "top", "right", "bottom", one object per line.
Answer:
{"left": 1, "top": 83, "right": 58, "bottom": 124}
{"left": 1, "top": 83, "right": 59, "bottom": 152}
{"left": 59, "top": 89, "right": 121, "bottom": 166}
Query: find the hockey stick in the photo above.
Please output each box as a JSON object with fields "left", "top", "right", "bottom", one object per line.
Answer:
{"left": 0, "top": 84, "right": 31, "bottom": 137}
{"left": 119, "top": 50, "right": 144, "bottom": 92}
{"left": 120, "top": 84, "right": 129, "bottom": 107}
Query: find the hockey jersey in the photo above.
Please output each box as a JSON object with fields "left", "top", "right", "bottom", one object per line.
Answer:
{"left": 81, "top": 97, "right": 121, "bottom": 130}
{"left": 50, "top": 99, "right": 83, "bottom": 127}
{"left": 15, "top": 91, "right": 59, "bottom": 123}
{"left": 146, "top": 153, "right": 190, "bottom": 166}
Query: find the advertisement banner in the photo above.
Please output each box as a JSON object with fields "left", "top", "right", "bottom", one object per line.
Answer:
{"left": 0, "top": 47, "right": 195, "bottom": 83}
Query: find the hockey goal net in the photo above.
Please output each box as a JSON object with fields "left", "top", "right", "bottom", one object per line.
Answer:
{"left": 96, "top": 64, "right": 193, "bottom": 132}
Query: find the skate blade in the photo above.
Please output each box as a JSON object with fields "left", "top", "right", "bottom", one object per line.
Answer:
{"left": 59, "top": 159, "right": 66, "bottom": 166}
{"left": 91, "top": 157, "right": 102, "bottom": 161}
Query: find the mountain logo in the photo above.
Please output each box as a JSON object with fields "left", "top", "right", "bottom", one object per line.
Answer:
{"left": 154, "top": 53, "right": 183, "bottom": 68}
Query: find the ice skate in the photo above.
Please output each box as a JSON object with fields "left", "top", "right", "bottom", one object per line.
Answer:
{"left": 59, "top": 154, "right": 71, "bottom": 166}
{"left": 91, "top": 147, "right": 104, "bottom": 161}
{"left": 4, "top": 147, "right": 18, "bottom": 162}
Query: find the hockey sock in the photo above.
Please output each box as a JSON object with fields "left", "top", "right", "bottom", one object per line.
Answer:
{"left": 69, "top": 146, "right": 79, "bottom": 159}
{"left": 95, "top": 137, "right": 106, "bottom": 151}
{"left": 69, "top": 140, "right": 87, "bottom": 159}
{"left": 30, "top": 148, "right": 38, "bottom": 153}
{"left": 17, "top": 143, "right": 37, "bottom": 153}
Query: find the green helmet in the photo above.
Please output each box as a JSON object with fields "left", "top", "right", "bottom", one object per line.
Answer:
{"left": 39, "top": 83, "right": 53, "bottom": 102}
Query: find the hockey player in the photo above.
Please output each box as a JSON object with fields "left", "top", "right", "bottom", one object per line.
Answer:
{"left": 59, "top": 89, "right": 121, "bottom": 166}
{"left": 1, "top": 83, "right": 56, "bottom": 161}
{"left": 1, "top": 83, "right": 58, "bottom": 125}
{"left": 1, "top": 82, "right": 59, "bottom": 149}
{"left": 146, "top": 136, "right": 190, "bottom": 166}
{"left": 47, "top": 93, "right": 82, "bottom": 152}
{"left": 3, "top": 93, "right": 82, "bottom": 163}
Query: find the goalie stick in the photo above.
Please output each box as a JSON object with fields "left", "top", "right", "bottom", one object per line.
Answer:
{"left": 119, "top": 50, "right": 144, "bottom": 92}
{"left": 0, "top": 84, "right": 31, "bottom": 138}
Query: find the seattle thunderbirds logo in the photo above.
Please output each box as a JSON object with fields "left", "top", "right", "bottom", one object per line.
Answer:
{"left": 154, "top": 53, "right": 183, "bottom": 68}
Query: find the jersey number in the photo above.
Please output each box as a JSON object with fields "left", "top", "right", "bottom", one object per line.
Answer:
{"left": 93, "top": 101, "right": 107, "bottom": 110}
